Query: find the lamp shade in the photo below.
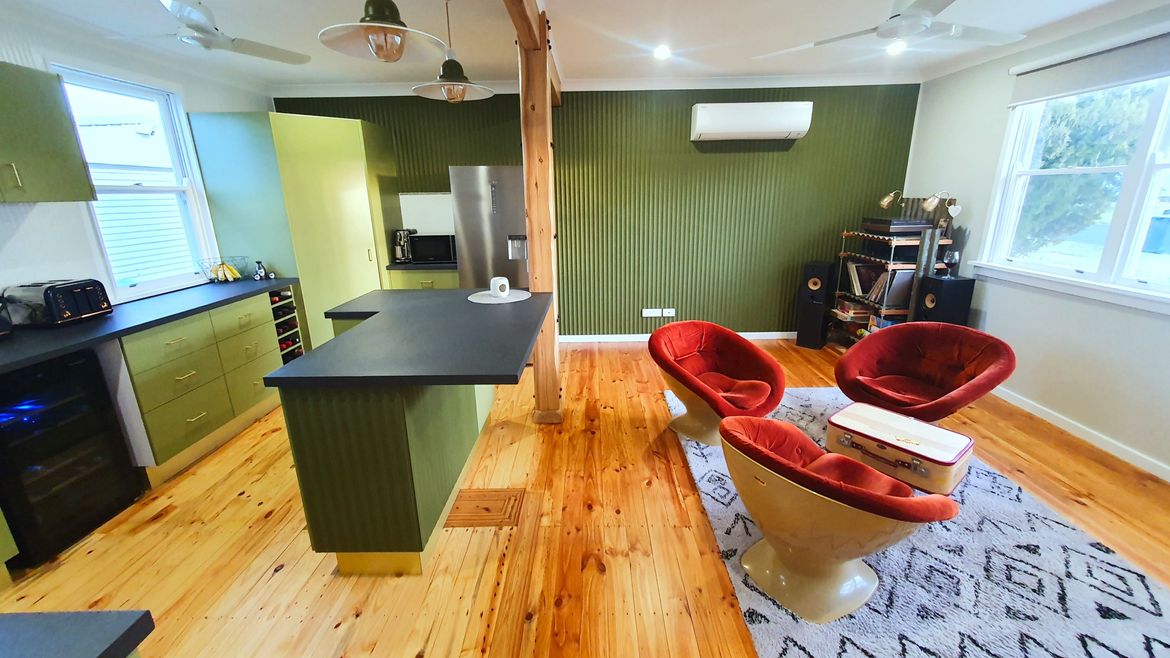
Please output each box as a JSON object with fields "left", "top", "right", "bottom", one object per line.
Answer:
{"left": 412, "top": 54, "right": 494, "bottom": 103}
{"left": 319, "top": 0, "right": 444, "bottom": 63}
{"left": 878, "top": 190, "right": 903, "bottom": 210}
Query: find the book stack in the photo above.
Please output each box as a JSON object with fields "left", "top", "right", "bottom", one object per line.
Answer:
{"left": 832, "top": 299, "right": 871, "bottom": 323}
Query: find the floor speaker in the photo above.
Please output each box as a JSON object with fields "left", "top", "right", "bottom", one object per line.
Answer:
{"left": 795, "top": 261, "right": 834, "bottom": 349}
{"left": 915, "top": 275, "right": 975, "bottom": 325}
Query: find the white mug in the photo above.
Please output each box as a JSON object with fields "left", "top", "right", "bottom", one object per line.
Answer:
{"left": 489, "top": 276, "right": 510, "bottom": 298}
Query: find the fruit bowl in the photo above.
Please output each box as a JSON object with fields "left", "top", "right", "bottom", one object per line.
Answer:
{"left": 199, "top": 257, "right": 252, "bottom": 283}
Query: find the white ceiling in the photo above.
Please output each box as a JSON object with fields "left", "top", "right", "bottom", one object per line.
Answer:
{"left": 7, "top": 0, "right": 1167, "bottom": 95}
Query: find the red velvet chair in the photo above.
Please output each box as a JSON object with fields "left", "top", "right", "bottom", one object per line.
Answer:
{"left": 649, "top": 321, "right": 785, "bottom": 445}
{"left": 835, "top": 322, "right": 1016, "bottom": 423}
{"left": 720, "top": 416, "right": 960, "bottom": 623}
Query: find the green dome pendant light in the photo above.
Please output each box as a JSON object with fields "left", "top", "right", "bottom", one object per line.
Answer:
{"left": 319, "top": 0, "right": 444, "bottom": 63}
{"left": 412, "top": 0, "right": 494, "bottom": 103}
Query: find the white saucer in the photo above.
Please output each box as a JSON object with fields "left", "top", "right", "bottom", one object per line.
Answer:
{"left": 467, "top": 289, "right": 533, "bottom": 305}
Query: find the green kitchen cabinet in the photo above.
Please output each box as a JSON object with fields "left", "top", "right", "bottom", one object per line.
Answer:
{"left": 121, "top": 312, "right": 217, "bottom": 374}
{"left": 0, "top": 62, "right": 95, "bottom": 203}
{"left": 388, "top": 269, "right": 460, "bottom": 290}
{"left": 190, "top": 112, "right": 392, "bottom": 349}
{"left": 0, "top": 509, "right": 17, "bottom": 565}
{"left": 142, "top": 378, "right": 234, "bottom": 465}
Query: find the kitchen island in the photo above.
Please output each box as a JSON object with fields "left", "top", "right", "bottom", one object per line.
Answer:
{"left": 263, "top": 289, "right": 552, "bottom": 575}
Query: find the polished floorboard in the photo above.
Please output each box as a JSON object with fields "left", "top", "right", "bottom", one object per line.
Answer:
{"left": 1, "top": 341, "right": 1167, "bottom": 657}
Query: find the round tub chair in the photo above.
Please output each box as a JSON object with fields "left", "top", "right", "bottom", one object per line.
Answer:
{"left": 835, "top": 322, "right": 1016, "bottom": 422}
{"left": 719, "top": 416, "right": 960, "bottom": 624}
{"left": 649, "top": 321, "right": 785, "bottom": 445}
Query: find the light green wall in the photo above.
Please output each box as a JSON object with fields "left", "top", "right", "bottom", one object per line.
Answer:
{"left": 189, "top": 112, "right": 299, "bottom": 280}
{"left": 275, "top": 85, "right": 918, "bottom": 333}
{"left": 904, "top": 5, "right": 1170, "bottom": 479}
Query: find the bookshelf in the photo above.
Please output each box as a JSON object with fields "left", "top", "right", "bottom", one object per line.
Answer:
{"left": 829, "top": 213, "right": 954, "bottom": 344}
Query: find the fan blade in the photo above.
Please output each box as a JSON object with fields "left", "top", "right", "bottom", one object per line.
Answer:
{"left": 752, "top": 27, "right": 878, "bottom": 59}
{"left": 158, "top": 0, "right": 216, "bottom": 33}
{"left": 928, "top": 21, "right": 1025, "bottom": 46}
{"left": 901, "top": 0, "right": 957, "bottom": 17}
{"left": 227, "top": 38, "right": 311, "bottom": 65}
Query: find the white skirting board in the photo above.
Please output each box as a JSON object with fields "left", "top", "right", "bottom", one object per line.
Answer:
{"left": 992, "top": 386, "right": 1170, "bottom": 484}
{"left": 560, "top": 331, "right": 798, "bottom": 343}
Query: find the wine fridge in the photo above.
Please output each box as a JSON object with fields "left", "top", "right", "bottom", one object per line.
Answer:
{"left": 0, "top": 350, "right": 144, "bottom": 568}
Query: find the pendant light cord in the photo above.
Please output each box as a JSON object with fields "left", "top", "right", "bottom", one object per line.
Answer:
{"left": 445, "top": 0, "right": 453, "bottom": 49}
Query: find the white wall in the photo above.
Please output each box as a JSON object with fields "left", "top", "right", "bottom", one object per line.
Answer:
{"left": 0, "top": 10, "right": 271, "bottom": 301}
{"left": 904, "top": 6, "right": 1170, "bottom": 480}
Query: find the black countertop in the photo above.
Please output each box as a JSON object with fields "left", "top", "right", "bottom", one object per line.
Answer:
{"left": 0, "top": 610, "right": 154, "bottom": 658}
{"left": 386, "top": 262, "right": 459, "bottom": 271}
{"left": 0, "top": 278, "right": 299, "bottom": 376}
{"left": 264, "top": 289, "right": 551, "bottom": 387}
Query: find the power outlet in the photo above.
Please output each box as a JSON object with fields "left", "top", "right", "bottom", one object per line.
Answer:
{"left": 641, "top": 308, "right": 663, "bottom": 318}
{"left": 662, "top": 308, "right": 677, "bottom": 317}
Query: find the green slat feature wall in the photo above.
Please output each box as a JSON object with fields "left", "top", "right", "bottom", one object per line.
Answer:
{"left": 275, "top": 85, "right": 918, "bottom": 334}
{"left": 277, "top": 382, "right": 482, "bottom": 553}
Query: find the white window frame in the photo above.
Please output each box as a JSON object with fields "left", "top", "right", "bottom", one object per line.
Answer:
{"left": 978, "top": 76, "right": 1170, "bottom": 315}
{"left": 53, "top": 65, "right": 218, "bottom": 303}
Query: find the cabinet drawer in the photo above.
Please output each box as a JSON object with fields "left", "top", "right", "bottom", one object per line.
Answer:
{"left": 131, "top": 344, "right": 224, "bottom": 413}
{"left": 225, "top": 348, "right": 283, "bottom": 415}
{"left": 143, "top": 377, "right": 233, "bottom": 465}
{"left": 121, "top": 313, "right": 216, "bottom": 374}
{"left": 388, "top": 270, "right": 460, "bottom": 290}
{"left": 209, "top": 294, "right": 273, "bottom": 341}
{"left": 217, "top": 322, "right": 277, "bottom": 372}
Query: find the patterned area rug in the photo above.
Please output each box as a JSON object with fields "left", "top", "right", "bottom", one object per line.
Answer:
{"left": 666, "top": 387, "right": 1170, "bottom": 658}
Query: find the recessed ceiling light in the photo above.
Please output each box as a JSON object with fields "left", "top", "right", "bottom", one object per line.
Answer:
{"left": 653, "top": 44, "right": 672, "bottom": 60}
{"left": 886, "top": 39, "right": 908, "bottom": 56}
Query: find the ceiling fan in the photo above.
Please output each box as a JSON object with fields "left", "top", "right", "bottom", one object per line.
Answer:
{"left": 155, "top": 0, "right": 310, "bottom": 65}
{"left": 754, "top": 0, "right": 1025, "bottom": 59}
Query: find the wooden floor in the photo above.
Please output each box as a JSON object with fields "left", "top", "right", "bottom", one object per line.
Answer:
{"left": 2, "top": 341, "right": 1168, "bottom": 657}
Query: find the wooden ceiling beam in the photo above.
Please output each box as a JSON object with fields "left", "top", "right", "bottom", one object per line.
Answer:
{"left": 502, "top": 0, "right": 542, "bottom": 51}
{"left": 548, "top": 48, "right": 563, "bottom": 108}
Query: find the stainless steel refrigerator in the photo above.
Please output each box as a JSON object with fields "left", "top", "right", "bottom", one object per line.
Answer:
{"left": 449, "top": 166, "right": 528, "bottom": 289}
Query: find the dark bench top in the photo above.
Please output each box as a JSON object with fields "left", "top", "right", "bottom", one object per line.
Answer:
{"left": 263, "top": 289, "right": 552, "bottom": 387}
{"left": 0, "top": 278, "right": 299, "bottom": 376}
{"left": 0, "top": 610, "right": 154, "bottom": 658}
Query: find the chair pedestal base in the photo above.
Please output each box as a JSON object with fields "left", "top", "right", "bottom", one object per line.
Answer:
{"left": 662, "top": 373, "right": 723, "bottom": 446}
{"left": 667, "top": 411, "right": 722, "bottom": 446}
{"left": 740, "top": 538, "right": 878, "bottom": 624}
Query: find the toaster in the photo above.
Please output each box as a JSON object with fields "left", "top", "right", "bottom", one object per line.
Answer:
{"left": 2, "top": 279, "right": 113, "bottom": 326}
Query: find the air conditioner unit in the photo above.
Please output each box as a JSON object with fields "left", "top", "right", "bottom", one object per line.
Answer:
{"left": 690, "top": 101, "right": 813, "bottom": 141}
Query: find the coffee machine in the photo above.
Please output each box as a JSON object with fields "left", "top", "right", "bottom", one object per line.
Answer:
{"left": 392, "top": 228, "right": 417, "bottom": 264}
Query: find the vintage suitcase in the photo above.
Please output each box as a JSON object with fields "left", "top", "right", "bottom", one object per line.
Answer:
{"left": 826, "top": 403, "right": 974, "bottom": 495}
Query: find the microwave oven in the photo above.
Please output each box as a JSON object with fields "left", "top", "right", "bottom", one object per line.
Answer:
{"left": 409, "top": 235, "right": 457, "bottom": 264}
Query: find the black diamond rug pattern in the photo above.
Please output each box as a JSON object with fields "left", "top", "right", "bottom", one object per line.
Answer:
{"left": 665, "top": 387, "right": 1170, "bottom": 657}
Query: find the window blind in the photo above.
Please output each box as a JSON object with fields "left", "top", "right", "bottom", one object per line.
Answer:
{"left": 1010, "top": 33, "right": 1170, "bottom": 106}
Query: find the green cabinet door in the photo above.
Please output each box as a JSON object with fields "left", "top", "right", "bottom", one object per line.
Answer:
{"left": 0, "top": 62, "right": 95, "bottom": 203}
{"left": 388, "top": 269, "right": 460, "bottom": 290}
{"left": 0, "top": 509, "right": 17, "bottom": 563}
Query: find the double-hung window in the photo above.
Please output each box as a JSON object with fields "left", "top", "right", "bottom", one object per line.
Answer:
{"left": 986, "top": 35, "right": 1170, "bottom": 299}
{"left": 55, "top": 66, "right": 216, "bottom": 301}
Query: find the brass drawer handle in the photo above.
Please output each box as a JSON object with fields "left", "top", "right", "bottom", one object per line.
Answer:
{"left": 237, "top": 312, "right": 253, "bottom": 325}
{"left": 244, "top": 342, "right": 259, "bottom": 353}
{"left": 3, "top": 163, "right": 22, "bottom": 189}
{"left": 252, "top": 380, "right": 263, "bottom": 390}
{"left": 175, "top": 370, "right": 198, "bottom": 382}
{"left": 186, "top": 411, "right": 208, "bottom": 423}
{"left": 164, "top": 336, "right": 187, "bottom": 346}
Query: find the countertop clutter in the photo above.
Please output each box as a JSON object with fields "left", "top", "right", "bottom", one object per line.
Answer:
{"left": 264, "top": 288, "right": 553, "bottom": 387}
{"left": 0, "top": 278, "right": 299, "bottom": 375}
